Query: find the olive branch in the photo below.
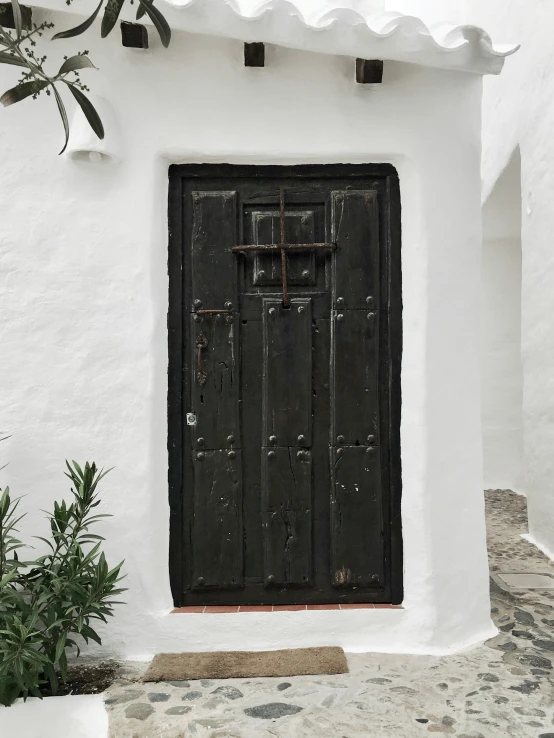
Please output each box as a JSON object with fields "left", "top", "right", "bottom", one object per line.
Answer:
{"left": 0, "top": 0, "right": 171, "bottom": 153}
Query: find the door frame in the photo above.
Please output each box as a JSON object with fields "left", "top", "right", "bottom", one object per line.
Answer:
{"left": 167, "top": 163, "right": 403, "bottom": 607}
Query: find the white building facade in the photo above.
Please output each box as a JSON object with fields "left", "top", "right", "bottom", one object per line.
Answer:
{"left": 0, "top": 0, "right": 515, "bottom": 658}
{"left": 391, "top": 0, "right": 553, "bottom": 558}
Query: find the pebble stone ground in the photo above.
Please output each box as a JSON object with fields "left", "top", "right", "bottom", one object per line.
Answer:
{"left": 106, "top": 490, "right": 554, "bottom": 738}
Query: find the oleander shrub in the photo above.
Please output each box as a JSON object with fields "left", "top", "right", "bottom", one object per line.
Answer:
{"left": 0, "top": 461, "right": 125, "bottom": 706}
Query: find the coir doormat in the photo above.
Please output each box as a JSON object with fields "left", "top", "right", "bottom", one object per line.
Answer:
{"left": 143, "top": 647, "right": 348, "bottom": 681}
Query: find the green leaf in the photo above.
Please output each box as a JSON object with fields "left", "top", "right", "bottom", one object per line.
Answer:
{"left": 53, "top": 84, "right": 70, "bottom": 155}
{"left": 0, "top": 568, "right": 18, "bottom": 588}
{"left": 66, "top": 85, "right": 104, "bottom": 141}
{"left": 0, "top": 485, "right": 9, "bottom": 514}
{"left": 34, "top": 536, "right": 55, "bottom": 550}
{"left": 91, "top": 466, "right": 114, "bottom": 489}
{"left": 72, "top": 461, "right": 84, "bottom": 479}
{"left": 58, "top": 651, "right": 68, "bottom": 681}
{"left": 138, "top": 0, "right": 171, "bottom": 47}
{"left": 58, "top": 55, "right": 96, "bottom": 76}
{"left": 136, "top": 2, "right": 146, "bottom": 19}
{"left": 22, "top": 650, "right": 46, "bottom": 666}
{"left": 101, "top": 0, "right": 125, "bottom": 38}
{"left": 54, "top": 632, "right": 67, "bottom": 664}
{"left": 10, "top": 0, "right": 22, "bottom": 36}
{"left": 81, "top": 542, "right": 102, "bottom": 564}
{"left": 52, "top": 0, "right": 104, "bottom": 40}
{"left": 0, "top": 80, "right": 49, "bottom": 107}
{"left": 43, "top": 662, "right": 58, "bottom": 694}
{"left": 81, "top": 624, "right": 102, "bottom": 645}
{"left": 0, "top": 52, "right": 26, "bottom": 68}
{"left": 25, "top": 607, "right": 40, "bottom": 633}
{"left": 28, "top": 683, "right": 42, "bottom": 698}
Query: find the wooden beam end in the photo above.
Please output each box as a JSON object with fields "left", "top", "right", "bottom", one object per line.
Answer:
{"left": 356, "top": 59, "right": 384, "bottom": 84}
{"left": 244, "top": 42, "right": 265, "bottom": 67}
{"left": 0, "top": 3, "right": 32, "bottom": 30}
{"left": 121, "top": 21, "right": 148, "bottom": 49}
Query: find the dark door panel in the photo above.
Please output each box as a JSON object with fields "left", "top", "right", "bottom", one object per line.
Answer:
{"left": 262, "top": 297, "right": 313, "bottom": 449}
{"left": 331, "top": 309, "right": 380, "bottom": 447}
{"left": 191, "top": 449, "right": 243, "bottom": 591}
{"left": 262, "top": 446, "right": 313, "bottom": 588}
{"left": 330, "top": 445, "right": 384, "bottom": 589}
{"left": 190, "top": 312, "right": 240, "bottom": 451}
{"left": 168, "top": 164, "right": 402, "bottom": 606}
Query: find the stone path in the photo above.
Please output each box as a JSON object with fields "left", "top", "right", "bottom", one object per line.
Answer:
{"left": 106, "top": 490, "right": 554, "bottom": 737}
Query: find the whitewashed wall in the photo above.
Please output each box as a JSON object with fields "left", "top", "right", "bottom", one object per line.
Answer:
{"left": 481, "top": 238, "right": 523, "bottom": 491}
{"left": 481, "top": 151, "right": 523, "bottom": 492}
{"left": 0, "top": 695, "right": 108, "bottom": 738}
{"left": 0, "top": 19, "right": 493, "bottom": 655}
{"left": 390, "top": 0, "right": 554, "bottom": 557}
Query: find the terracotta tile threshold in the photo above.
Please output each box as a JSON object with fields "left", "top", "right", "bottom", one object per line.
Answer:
{"left": 171, "top": 604, "right": 403, "bottom": 613}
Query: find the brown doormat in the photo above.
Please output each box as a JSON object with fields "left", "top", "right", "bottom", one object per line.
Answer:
{"left": 143, "top": 647, "right": 348, "bottom": 682}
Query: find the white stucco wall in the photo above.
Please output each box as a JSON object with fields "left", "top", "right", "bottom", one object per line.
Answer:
{"left": 481, "top": 151, "right": 523, "bottom": 492}
{"left": 0, "top": 20, "right": 493, "bottom": 655}
{"left": 0, "top": 695, "right": 108, "bottom": 738}
{"left": 481, "top": 238, "right": 523, "bottom": 491}
{"left": 392, "top": 0, "right": 554, "bottom": 556}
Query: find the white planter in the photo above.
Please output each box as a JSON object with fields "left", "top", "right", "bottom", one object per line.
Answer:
{"left": 0, "top": 694, "right": 108, "bottom": 738}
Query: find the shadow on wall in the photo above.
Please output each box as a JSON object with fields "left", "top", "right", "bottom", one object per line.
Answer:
{"left": 481, "top": 147, "right": 523, "bottom": 492}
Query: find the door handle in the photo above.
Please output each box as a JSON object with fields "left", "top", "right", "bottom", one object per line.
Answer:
{"left": 196, "top": 332, "right": 208, "bottom": 385}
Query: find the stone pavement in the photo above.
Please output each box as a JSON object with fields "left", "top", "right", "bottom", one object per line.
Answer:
{"left": 106, "top": 490, "right": 554, "bottom": 737}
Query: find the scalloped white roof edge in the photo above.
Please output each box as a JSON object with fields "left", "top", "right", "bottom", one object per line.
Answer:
{"left": 160, "top": 0, "right": 519, "bottom": 75}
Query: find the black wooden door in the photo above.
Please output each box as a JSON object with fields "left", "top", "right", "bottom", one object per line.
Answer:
{"left": 168, "top": 164, "right": 402, "bottom": 606}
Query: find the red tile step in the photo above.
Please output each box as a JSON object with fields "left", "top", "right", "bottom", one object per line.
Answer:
{"left": 171, "top": 603, "right": 403, "bottom": 613}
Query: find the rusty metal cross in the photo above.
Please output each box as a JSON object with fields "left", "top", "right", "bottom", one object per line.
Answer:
{"left": 232, "top": 187, "right": 336, "bottom": 308}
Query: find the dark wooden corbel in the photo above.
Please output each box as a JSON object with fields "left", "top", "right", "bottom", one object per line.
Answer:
{"left": 121, "top": 21, "right": 148, "bottom": 49}
{"left": 356, "top": 59, "right": 384, "bottom": 84}
{"left": 0, "top": 2, "right": 32, "bottom": 30}
{"left": 244, "top": 42, "right": 265, "bottom": 67}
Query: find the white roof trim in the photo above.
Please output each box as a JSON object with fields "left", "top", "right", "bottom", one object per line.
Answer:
{"left": 161, "top": 0, "right": 519, "bottom": 75}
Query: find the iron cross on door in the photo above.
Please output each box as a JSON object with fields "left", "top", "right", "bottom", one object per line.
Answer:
{"left": 232, "top": 187, "right": 337, "bottom": 307}
{"left": 170, "top": 165, "right": 403, "bottom": 608}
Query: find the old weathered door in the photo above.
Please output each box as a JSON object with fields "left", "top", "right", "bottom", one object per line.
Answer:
{"left": 168, "top": 164, "right": 402, "bottom": 606}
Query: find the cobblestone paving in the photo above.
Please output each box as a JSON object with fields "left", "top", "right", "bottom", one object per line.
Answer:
{"left": 106, "top": 490, "right": 554, "bottom": 737}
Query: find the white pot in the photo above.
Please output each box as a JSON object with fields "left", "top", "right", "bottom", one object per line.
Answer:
{"left": 0, "top": 694, "right": 108, "bottom": 738}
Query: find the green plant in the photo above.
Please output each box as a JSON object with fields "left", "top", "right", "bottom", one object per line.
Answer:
{"left": 0, "top": 461, "right": 125, "bottom": 706}
{"left": 0, "top": 0, "right": 171, "bottom": 152}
